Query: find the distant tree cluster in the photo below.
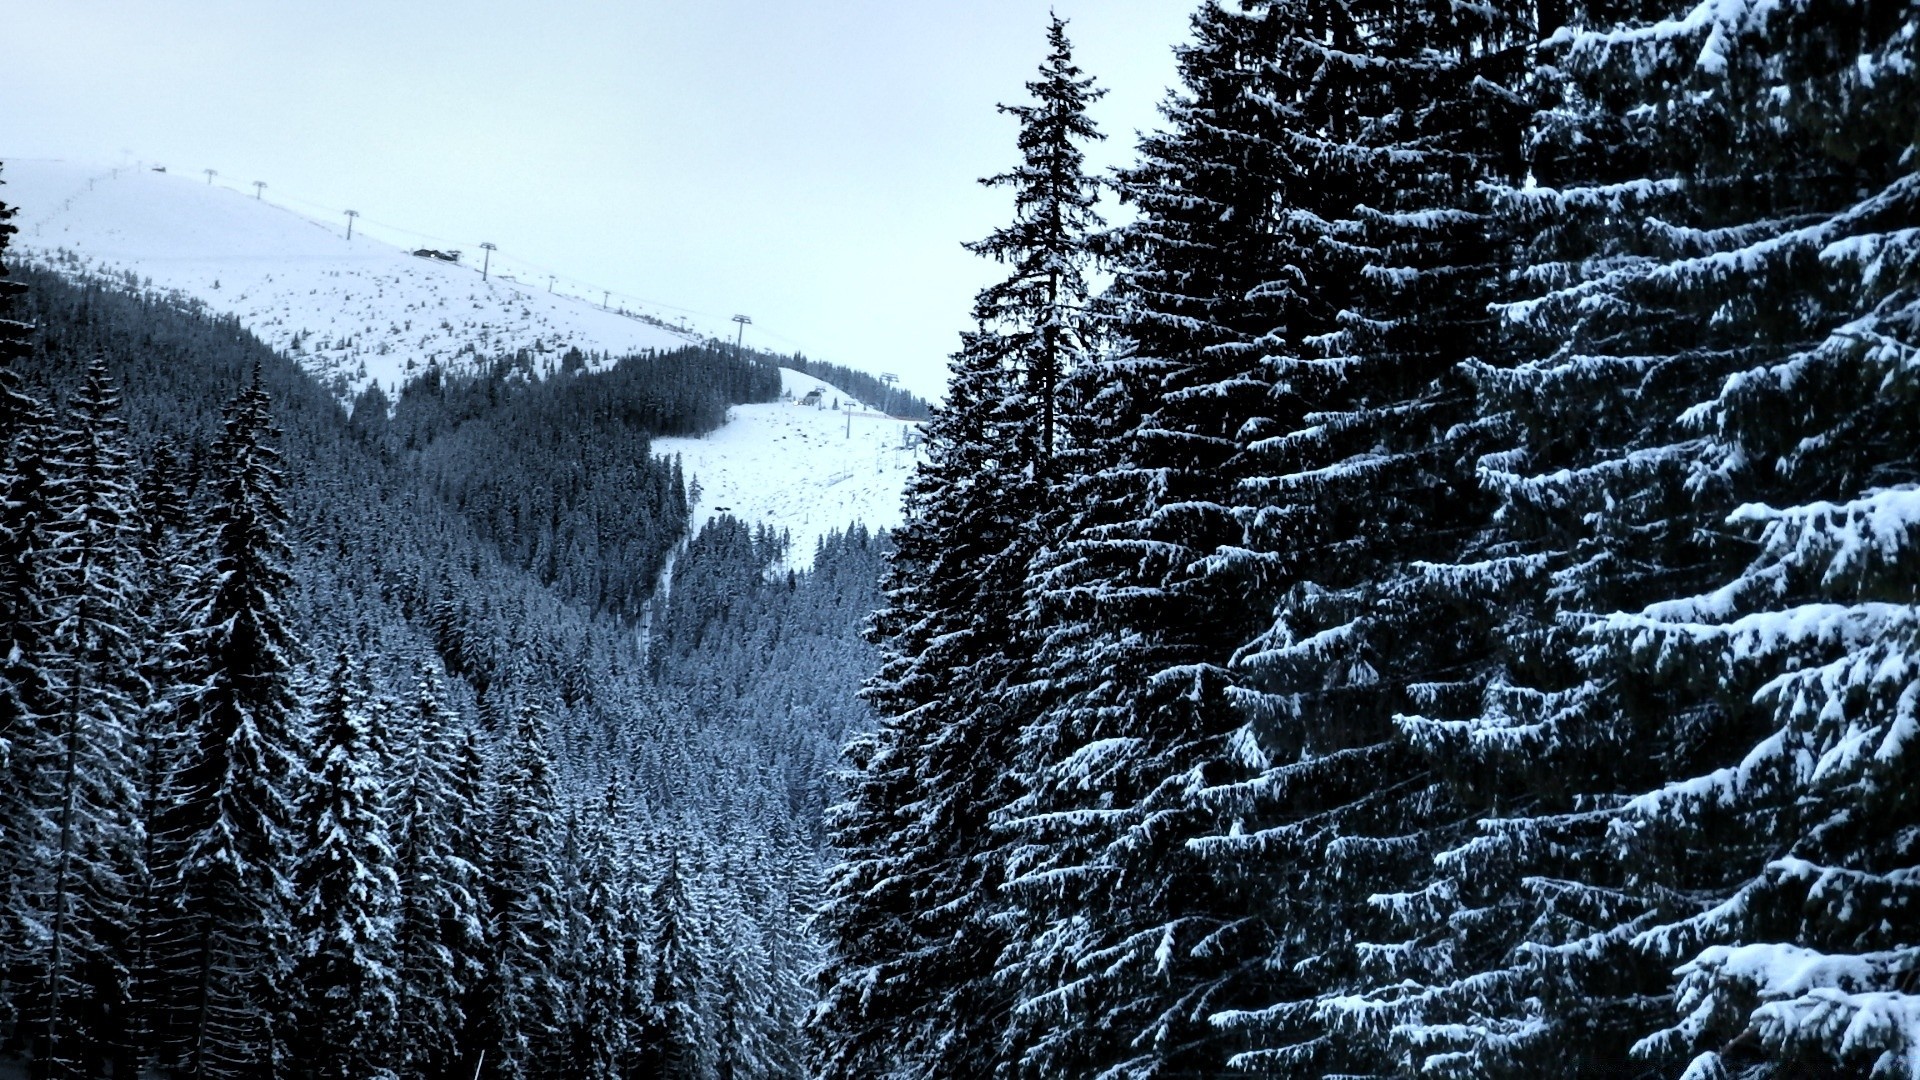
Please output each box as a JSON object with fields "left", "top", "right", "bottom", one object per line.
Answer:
{"left": 780, "top": 355, "right": 932, "bottom": 419}
{"left": 819, "top": 5, "right": 1916, "bottom": 1080}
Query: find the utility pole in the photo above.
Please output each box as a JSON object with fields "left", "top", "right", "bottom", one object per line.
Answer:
{"left": 252, "top": 180, "right": 266, "bottom": 200}
{"left": 479, "top": 242, "right": 497, "bottom": 281}
{"left": 344, "top": 209, "right": 359, "bottom": 240}
{"left": 203, "top": 168, "right": 217, "bottom": 185}
{"left": 731, "top": 314, "right": 752, "bottom": 356}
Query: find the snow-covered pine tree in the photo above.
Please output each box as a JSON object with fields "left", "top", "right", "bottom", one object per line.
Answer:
{"left": 0, "top": 346, "right": 55, "bottom": 1047}
{"left": 480, "top": 701, "right": 566, "bottom": 1079}
{"left": 636, "top": 848, "right": 712, "bottom": 1080}
{"left": 1566, "top": 2, "right": 1919, "bottom": 1076}
{"left": 391, "top": 663, "right": 486, "bottom": 1078}
{"left": 1387, "top": 0, "right": 1914, "bottom": 1071}
{"left": 1185, "top": 0, "right": 1535, "bottom": 1071}
{"left": 996, "top": 5, "right": 1296, "bottom": 1075}
{"left": 123, "top": 441, "right": 199, "bottom": 1062}
{"left": 568, "top": 778, "right": 630, "bottom": 1079}
{"left": 966, "top": 12, "right": 1107, "bottom": 466}
{"left": 19, "top": 357, "right": 147, "bottom": 1076}
{"left": 289, "top": 646, "right": 399, "bottom": 1078}
{"left": 153, "top": 368, "right": 308, "bottom": 1077}
{"left": 813, "top": 15, "right": 1104, "bottom": 1080}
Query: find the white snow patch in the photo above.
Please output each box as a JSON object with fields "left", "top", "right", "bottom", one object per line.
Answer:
{"left": 655, "top": 368, "right": 919, "bottom": 571}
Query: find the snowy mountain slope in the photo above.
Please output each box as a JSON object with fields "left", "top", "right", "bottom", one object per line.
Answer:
{"left": 654, "top": 368, "right": 917, "bottom": 570}
{"left": 3, "top": 157, "right": 918, "bottom": 566}
{"left": 3, "top": 158, "right": 695, "bottom": 398}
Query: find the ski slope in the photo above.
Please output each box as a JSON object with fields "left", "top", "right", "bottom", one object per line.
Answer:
{"left": 2, "top": 157, "right": 916, "bottom": 565}
{"left": 2, "top": 158, "right": 695, "bottom": 398}
{"left": 655, "top": 368, "right": 916, "bottom": 569}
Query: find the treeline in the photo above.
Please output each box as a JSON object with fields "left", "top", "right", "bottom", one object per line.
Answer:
{"left": 780, "top": 354, "right": 931, "bottom": 418}
{"left": 0, "top": 196, "right": 878, "bottom": 1077}
{"left": 351, "top": 345, "right": 780, "bottom": 618}
{"left": 818, "top": 5, "right": 1915, "bottom": 1080}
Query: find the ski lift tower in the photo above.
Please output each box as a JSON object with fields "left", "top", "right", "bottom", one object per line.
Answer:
{"left": 731, "top": 314, "right": 752, "bottom": 357}
{"left": 880, "top": 372, "right": 899, "bottom": 416}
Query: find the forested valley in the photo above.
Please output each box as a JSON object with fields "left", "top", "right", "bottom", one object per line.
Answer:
{"left": 0, "top": 231, "right": 886, "bottom": 1077}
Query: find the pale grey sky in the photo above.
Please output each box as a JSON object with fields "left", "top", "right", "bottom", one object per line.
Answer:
{"left": 0, "top": 1, "right": 1193, "bottom": 400}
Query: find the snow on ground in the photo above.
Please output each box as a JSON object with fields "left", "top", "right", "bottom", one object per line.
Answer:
{"left": 2, "top": 158, "right": 694, "bottom": 398}
{"left": 3, "top": 158, "right": 919, "bottom": 569}
{"left": 655, "top": 368, "right": 918, "bottom": 570}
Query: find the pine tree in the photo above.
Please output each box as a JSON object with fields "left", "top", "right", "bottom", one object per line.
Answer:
{"left": 289, "top": 646, "right": 399, "bottom": 1079}
{"left": 568, "top": 779, "right": 631, "bottom": 1079}
{"left": 636, "top": 847, "right": 712, "bottom": 1080}
{"left": 123, "top": 441, "right": 199, "bottom": 1065}
{"left": 0, "top": 314, "right": 55, "bottom": 1049}
{"left": 1179, "top": 0, "right": 1535, "bottom": 1071}
{"left": 1388, "top": 0, "right": 1917, "bottom": 1071}
{"left": 154, "top": 368, "right": 307, "bottom": 1077}
{"left": 996, "top": 6, "right": 1295, "bottom": 1075}
{"left": 814, "top": 16, "right": 1106, "bottom": 1079}
{"left": 1572, "top": 2, "right": 1920, "bottom": 1075}
{"left": 390, "top": 663, "right": 486, "bottom": 1078}
{"left": 21, "top": 357, "right": 147, "bottom": 1076}
{"left": 480, "top": 701, "right": 566, "bottom": 1079}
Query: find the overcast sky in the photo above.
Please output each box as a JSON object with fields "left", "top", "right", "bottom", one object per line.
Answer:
{"left": 0, "top": 1, "right": 1194, "bottom": 399}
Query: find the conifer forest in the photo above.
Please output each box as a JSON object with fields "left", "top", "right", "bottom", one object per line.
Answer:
{"left": 1, "top": 0, "right": 1916, "bottom": 1077}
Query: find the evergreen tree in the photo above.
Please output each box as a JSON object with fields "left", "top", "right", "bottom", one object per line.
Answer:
{"left": 568, "top": 779, "right": 631, "bottom": 1079}
{"left": 636, "top": 848, "right": 712, "bottom": 1080}
{"left": 20, "top": 358, "right": 147, "bottom": 1076}
{"left": 997, "top": 6, "right": 1294, "bottom": 1075}
{"left": 814, "top": 18, "right": 1106, "bottom": 1080}
{"left": 480, "top": 701, "right": 566, "bottom": 1079}
{"left": 289, "top": 646, "right": 399, "bottom": 1079}
{"left": 391, "top": 663, "right": 486, "bottom": 1079}
{"left": 0, "top": 305, "right": 54, "bottom": 1050}
{"left": 155, "top": 368, "right": 307, "bottom": 1077}
{"left": 1390, "top": 0, "right": 1917, "bottom": 1072}
{"left": 1181, "top": 0, "right": 1535, "bottom": 1071}
{"left": 1572, "top": 2, "right": 1919, "bottom": 1076}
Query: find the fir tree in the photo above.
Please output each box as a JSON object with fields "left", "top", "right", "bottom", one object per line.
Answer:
{"left": 636, "top": 847, "right": 712, "bottom": 1080}
{"left": 1390, "top": 0, "right": 1916, "bottom": 1071}
{"left": 289, "top": 646, "right": 399, "bottom": 1079}
{"left": 22, "top": 357, "right": 147, "bottom": 1076}
{"left": 155, "top": 368, "right": 307, "bottom": 1077}
{"left": 997, "top": 6, "right": 1295, "bottom": 1075}
{"left": 814, "top": 16, "right": 1106, "bottom": 1080}
{"left": 1186, "top": 0, "right": 1535, "bottom": 1070}
{"left": 480, "top": 701, "right": 566, "bottom": 1079}
{"left": 390, "top": 663, "right": 486, "bottom": 1078}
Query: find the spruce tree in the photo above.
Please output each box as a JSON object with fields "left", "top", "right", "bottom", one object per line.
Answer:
{"left": 22, "top": 357, "right": 147, "bottom": 1076}
{"left": 155, "top": 368, "right": 307, "bottom": 1077}
{"left": 1573, "top": 2, "right": 1919, "bottom": 1075}
{"left": 480, "top": 701, "right": 566, "bottom": 1079}
{"left": 636, "top": 848, "right": 712, "bottom": 1080}
{"left": 1184, "top": 0, "right": 1534, "bottom": 1070}
{"left": 1389, "top": 0, "right": 1915, "bottom": 1071}
{"left": 391, "top": 663, "right": 486, "bottom": 1078}
{"left": 289, "top": 646, "right": 399, "bottom": 1079}
{"left": 0, "top": 268, "right": 54, "bottom": 1049}
{"left": 997, "top": 6, "right": 1294, "bottom": 1075}
{"left": 814, "top": 15, "right": 1105, "bottom": 1080}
